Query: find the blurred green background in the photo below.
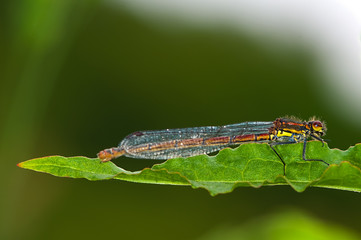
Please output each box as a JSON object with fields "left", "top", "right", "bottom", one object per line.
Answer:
{"left": 1, "top": 1, "right": 361, "bottom": 239}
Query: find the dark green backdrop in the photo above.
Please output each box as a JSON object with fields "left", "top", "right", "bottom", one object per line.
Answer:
{"left": 1, "top": 1, "right": 360, "bottom": 239}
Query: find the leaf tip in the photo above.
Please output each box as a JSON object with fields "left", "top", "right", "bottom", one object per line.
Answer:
{"left": 17, "top": 161, "right": 24, "bottom": 168}
{"left": 17, "top": 158, "right": 34, "bottom": 168}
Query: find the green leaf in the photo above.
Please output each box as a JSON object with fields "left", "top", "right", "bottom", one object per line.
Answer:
{"left": 198, "top": 209, "right": 361, "bottom": 240}
{"left": 18, "top": 142, "right": 361, "bottom": 196}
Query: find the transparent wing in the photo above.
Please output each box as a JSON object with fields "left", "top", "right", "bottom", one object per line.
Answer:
{"left": 120, "top": 121, "right": 273, "bottom": 159}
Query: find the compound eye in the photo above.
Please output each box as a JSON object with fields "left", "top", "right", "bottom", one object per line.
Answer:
{"left": 312, "top": 121, "right": 323, "bottom": 132}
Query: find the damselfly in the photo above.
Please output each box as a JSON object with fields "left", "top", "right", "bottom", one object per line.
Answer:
{"left": 98, "top": 117, "right": 329, "bottom": 166}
